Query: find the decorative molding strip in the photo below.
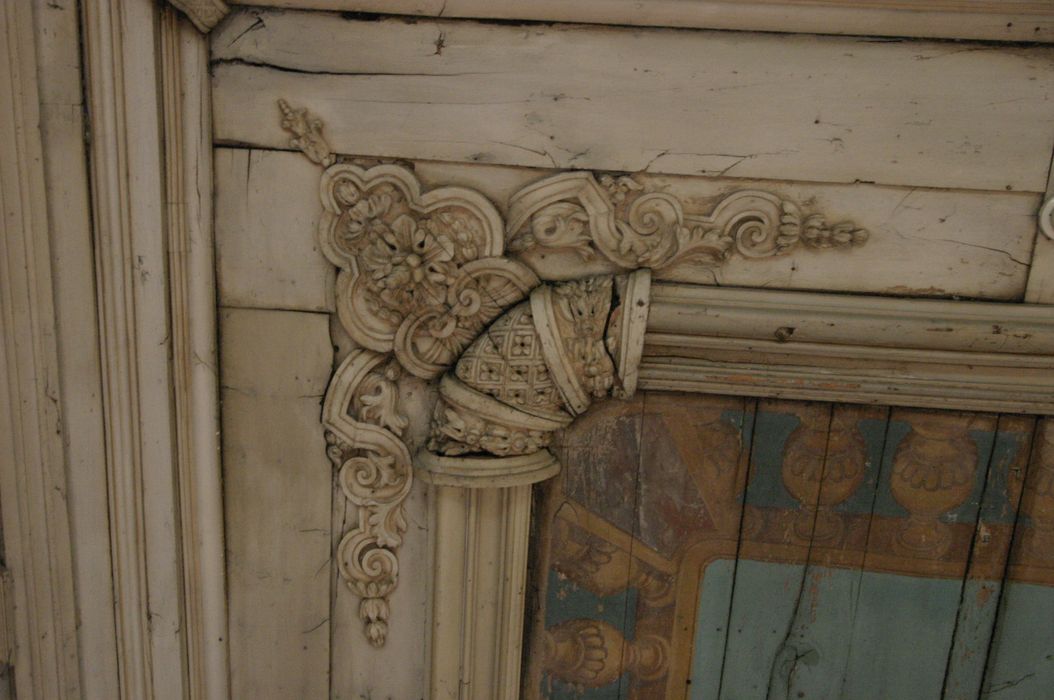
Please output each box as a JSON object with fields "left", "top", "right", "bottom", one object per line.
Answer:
{"left": 507, "top": 172, "right": 868, "bottom": 274}
{"left": 83, "top": 1, "right": 229, "bottom": 697}
{"left": 642, "top": 284, "right": 1054, "bottom": 414}
{"left": 165, "top": 0, "right": 229, "bottom": 33}
{"left": 160, "top": 7, "right": 231, "bottom": 698}
{"left": 0, "top": 2, "right": 82, "bottom": 694}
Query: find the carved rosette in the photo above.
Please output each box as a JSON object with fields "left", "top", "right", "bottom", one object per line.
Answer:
{"left": 319, "top": 163, "right": 539, "bottom": 378}
{"left": 420, "top": 270, "right": 652, "bottom": 486}
{"left": 507, "top": 171, "right": 868, "bottom": 272}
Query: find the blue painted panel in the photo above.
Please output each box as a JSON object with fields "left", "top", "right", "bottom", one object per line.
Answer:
{"left": 840, "top": 571, "right": 964, "bottom": 699}
{"left": 689, "top": 559, "right": 736, "bottom": 700}
{"left": 982, "top": 582, "right": 1054, "bottom": 699}
{"left": 718, "top": 560, "right": 811, "bottom": 699}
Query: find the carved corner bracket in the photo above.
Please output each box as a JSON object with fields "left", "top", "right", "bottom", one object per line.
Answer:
{"left": 277, "top": 99, "right": 869, "bottom": 647}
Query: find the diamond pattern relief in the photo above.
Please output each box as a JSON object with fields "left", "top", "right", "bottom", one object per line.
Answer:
{"left": 456, "top": 301, "right": 566, "bottom": 417}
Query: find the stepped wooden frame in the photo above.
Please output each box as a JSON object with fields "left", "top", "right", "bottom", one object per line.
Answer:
{"left": 2, "top": 1, "right": 1054, "bottom": 698}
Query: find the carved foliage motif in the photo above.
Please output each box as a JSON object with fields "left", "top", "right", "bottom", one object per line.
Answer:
{"left": 507, "top": 171, "right": 869, "bottom": 271}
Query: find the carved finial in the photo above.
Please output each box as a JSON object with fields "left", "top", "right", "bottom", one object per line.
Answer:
{"left": 277, "top": 98, "right": 335, "bottom": 167}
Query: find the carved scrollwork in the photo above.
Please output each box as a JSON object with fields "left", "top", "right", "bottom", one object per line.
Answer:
{"left": 323, "top": 350, "right": 412, "bottom": 647}
{"left": 507, "top": 171, "right": 868, "bottom": 272}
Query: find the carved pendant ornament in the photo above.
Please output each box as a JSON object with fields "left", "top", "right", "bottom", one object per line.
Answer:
{"left": 278, "top": 100, "right": 870, "bottom": 646}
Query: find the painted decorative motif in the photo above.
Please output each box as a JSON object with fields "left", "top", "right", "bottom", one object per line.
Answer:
{"left": 507, "top": 171, "right": 869, "bottom": 272}
{"left": 543, "top": 619, "right": 669, "bottom": 691}
{"left": 530, "top": 399, "right": 1052, "bottom": 699}
{"left": 1022, "top": 418, "right": 1054, "bottom": 558}
{"left": 782, "top": 404, "right": 868, "bottom": 542}
{"left": 890, "top": 411, "right": 980, "bottom": 558}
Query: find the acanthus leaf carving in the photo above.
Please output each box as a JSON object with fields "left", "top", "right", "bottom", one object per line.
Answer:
{"left": 506, "top": 171, "right": 869, "bottom": 272}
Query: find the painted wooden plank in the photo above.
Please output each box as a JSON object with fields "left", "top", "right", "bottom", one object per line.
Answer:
{"left": 942, "top": 415, "right": 1036, "bottom": 700}
{"left": 211, "top": 9, "right": 1054, "bottom": 192}
{"left": 235, "top": 0, "right": 1054, "bottom": 43}
{"left": 535, "top": 396, "right": 646, "bottom": 698}
{"left": 839, "top": 409, "right": 998, "bottom": 699}
{"left": 779, "top": 404, "right": 891, "bottom": 700}
{"left": 981, "top": 417, "right": 1054, "bottom": 699}
{"left": 717, "top": 400, "right": 833, "bottom": 699}
{"left": 636, "top": 393, "right": 757, "bottom": 698}
{"left": 980, "top": 583, "right": 1054, "bottom": 698}
{"left": 220, "top": 308, "right": 333, "bottom": 699}
{"left": 215, "top": 147, "right": 336, "bottom": 312}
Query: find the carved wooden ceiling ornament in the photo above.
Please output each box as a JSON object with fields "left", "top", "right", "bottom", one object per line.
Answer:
{"left": 278, "top": 99, "right": 872, "bottom": 647}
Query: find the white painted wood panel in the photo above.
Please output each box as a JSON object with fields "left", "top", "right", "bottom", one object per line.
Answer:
{"left": 220, "top": 149, "right": 1038, "bottom": 303}
{"left": 221, "top": 308, "right": 333, "bottom": 699}
{"left": 212, "top": 9, "right": 1054, "bottom": 192}
{"left": 236, "top": 0, "right": 1054, "bottom": 43}
{"left": 215, "top": 148, "right": 336, "bottom": 311}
